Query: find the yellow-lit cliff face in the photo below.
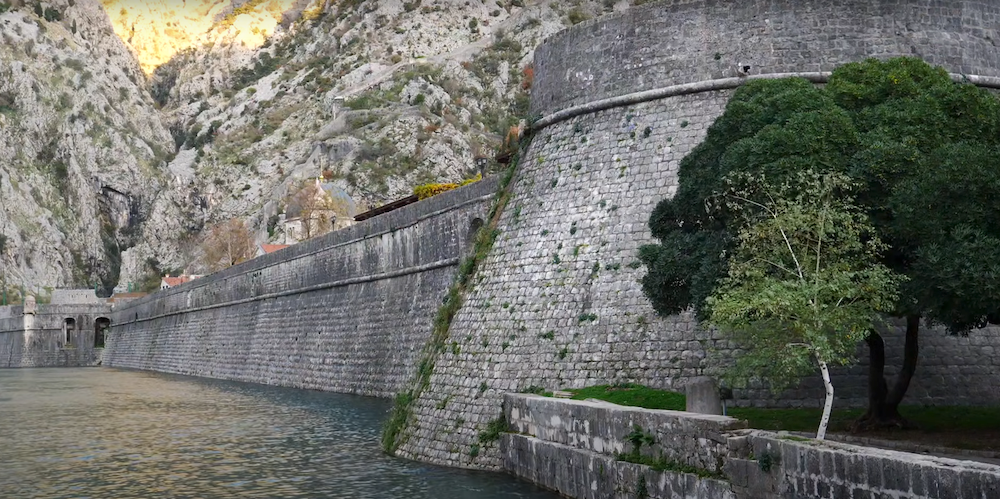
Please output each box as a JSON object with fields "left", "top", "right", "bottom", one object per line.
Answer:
{"left": 102, "top": 0, "right": 296, "bottom": 74}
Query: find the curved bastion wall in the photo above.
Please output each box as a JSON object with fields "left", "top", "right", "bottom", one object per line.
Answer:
{"left": 396, "top": 0, "right": 1000, "bottom": 470}
{"left": 103, "top": 177, "right": 498, "bottom": 397}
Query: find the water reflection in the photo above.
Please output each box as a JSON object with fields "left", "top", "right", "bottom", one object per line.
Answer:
{"left": 0, "top": 368, "right": 556, "bottom": 498}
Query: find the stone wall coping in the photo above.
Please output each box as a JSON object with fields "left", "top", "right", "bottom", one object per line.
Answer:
{"left": 747, "top": 429, "right": 1000, "bottom": 473}
{"left": 812, "top": 432, "right": 1000, "bottom": 462}
{"left": 112, "top": 176, "right": 500, "bottom": 315}
{"left": 122, "top": 257, "right": 460, "bottom": 325}
{"left": 35, "top": 304, "right": 113, "bottom": 315}
{"left": 0, "top": 305, "right": 23, "bottom": 319}
{"left": 532, "top": 72, "right": 1000, "bottom": 131}
{"left": 506, "top": 393, "right": 744, "bottom": 425}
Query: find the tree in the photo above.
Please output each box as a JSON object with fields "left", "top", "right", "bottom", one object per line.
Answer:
{"left": 705, "top": 171, "right": 901, "bottom": 439}
{"left": 639, "top": 57, "right": 1000, "bottom": 428}
{"left": 201, "top": 219, "right": 256, "bottom": 272}
{"left": 287, "top": 181, "right": 352, "bottom": 240}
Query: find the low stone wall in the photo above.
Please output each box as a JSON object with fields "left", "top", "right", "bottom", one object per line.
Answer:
{"left": 501, "top": 395, "right": 1000, "bottom": 499}
{"left": 504, "top": 434, "right": 736, "bottom": 499}
{"left": 730, "top": 432, "right": 1000, "bottom": 499}
{"left": 506, "top": 394, "right": 746, "bottom": 473}
{"left": 103, "top": 178, "right": 498, "bottom": 397}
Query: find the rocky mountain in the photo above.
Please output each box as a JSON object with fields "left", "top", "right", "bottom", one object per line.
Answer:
{"left": 0, "top": 0, "right": 626, "bottom": 298}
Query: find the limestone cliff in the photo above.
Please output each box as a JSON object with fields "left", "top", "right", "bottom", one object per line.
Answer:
{"left": 0, "top": 0, "right": 623, "bottom": 294}
{"left": 0, "top": 0, "right": 178, "bottom": 297}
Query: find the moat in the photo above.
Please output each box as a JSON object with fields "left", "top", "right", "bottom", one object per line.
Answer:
{"left": 0, "top": 368, "right": 557, "bottom": 499}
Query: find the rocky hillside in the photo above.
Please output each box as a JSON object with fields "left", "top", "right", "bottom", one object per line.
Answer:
{"left": 0, "top": 0, "right": 628, "bottom": 297}
{"left": 0, "top": 0, "right": 181, "bottom": 298}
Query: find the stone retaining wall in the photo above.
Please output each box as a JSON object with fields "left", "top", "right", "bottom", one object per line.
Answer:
{"left": 501, "top": 395, "right": 1000, "bottom": 499}
{"left": 102, "top": 177, "right": 498, "bottom": 397}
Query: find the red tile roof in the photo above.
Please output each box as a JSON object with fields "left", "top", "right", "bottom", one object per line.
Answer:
{"left": 161, "top": 276, "right": 194, "bottom": 287}
{"left": 260, "top": 244, "right": 291, "bottom": 254}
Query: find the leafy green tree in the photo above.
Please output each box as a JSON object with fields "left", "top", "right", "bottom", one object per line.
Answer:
{"left": 706, "top": 171, "right": 901, "bottom": 439}
{"left": 639, "top": 57, "right": 1000, "bottom": 428}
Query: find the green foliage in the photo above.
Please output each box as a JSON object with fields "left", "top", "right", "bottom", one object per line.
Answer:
{"left": 477, "top": 414, "right": 508, "bottom": 444}
{"left": 705, "top": 171, "right": 902, "bottom": 391}
{"left": 184, "top": 121, "right": 220, "bottom": 149}
{"left": 625, "top": 424, "right": 656, "bottom": 452}
{"left": 567, "top": 7, "right": 590, "bottom": 25}
{"left": 231, "top": 51, "right": 282, "bottom": 91}
{"left": 42, "top": 7, "right": 60, "bottom": 22}
{"left": 521, "top": 385, "right": 551, "bottom": 396}
{"left": 567, "top": 384, "right": 686, "bottom": 411}
{"left": 381, "top": 391, "right": 414, "bottom": 453}
{"left": 468, "top": 34, "right": 523, "bottom": 83}
{"left": 641, "top": 57, "right": 1000, "bottom": 334}
{"left": 0, "top": 91, "right": 16, "bottom": 115}
{"left": 382, "top": 133, "right": 530, "bottom": 455}
{"left": 616, "top": 451, "right": 723, "bottom": 480}
{"left": 344, "top": 64, "right": 442, "bottom": 110}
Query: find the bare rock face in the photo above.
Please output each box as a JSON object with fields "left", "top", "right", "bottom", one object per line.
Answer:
{"left": 0, "top": 0, "right": 622, "bottom": 294}
{"left": 0, "top": 0, "right": 183, "bottom": 297}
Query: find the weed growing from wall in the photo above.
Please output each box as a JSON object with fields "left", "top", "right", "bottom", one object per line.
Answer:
{"left": 381, "top": 130, "right": 533, "bottom": 455}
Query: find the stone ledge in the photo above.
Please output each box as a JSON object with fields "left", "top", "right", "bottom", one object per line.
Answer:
{"left": 502, "top": 433, "right": 735, "bottom": 499}
{"left": 504, "top": 393, "right": 747, "bottom": 473}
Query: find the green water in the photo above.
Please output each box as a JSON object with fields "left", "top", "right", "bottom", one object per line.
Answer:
{"left": 0, "top": 368, "right": 556, "bottom": 499}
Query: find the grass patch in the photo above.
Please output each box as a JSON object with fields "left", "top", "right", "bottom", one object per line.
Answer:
{"left": 616, "top": 452, "right": 726, "bottom": 479}
{"left": 567, "top": 384, "right": 686, "bottom": 411}
{"left": 729, "top": 406, "right": 1000, "bottom": 434}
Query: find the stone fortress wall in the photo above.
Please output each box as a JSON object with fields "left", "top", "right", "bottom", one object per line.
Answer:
{"left": 102, "top": 177, "right": 499, "bottom": 398}
{"left": 0, "top": 301, "right": 111, "bottom": 368}
{"left": 395, "top": 0, "right": 1000, "bottom": 470}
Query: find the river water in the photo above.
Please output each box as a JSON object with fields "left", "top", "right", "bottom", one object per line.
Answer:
{"left": 0, "top": 368, "right": 557, "bottom": 499}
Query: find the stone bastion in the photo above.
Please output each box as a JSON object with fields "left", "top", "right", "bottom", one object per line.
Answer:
{"left": 396, "top": 0, "right": 1000, "bottom": 470}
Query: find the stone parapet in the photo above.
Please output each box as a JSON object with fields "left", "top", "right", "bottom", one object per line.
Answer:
{"left": 506, "top": 393, "right": 746, "bottom": 474}
{"left": 532, "top": 0, "right": 1000, "bottom": 116}
{"left": 500, "top": 396, "right": 1000, "bottom": 499}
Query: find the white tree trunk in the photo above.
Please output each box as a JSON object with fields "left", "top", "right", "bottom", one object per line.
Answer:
{"left": 817, "top": 360, "right": 834, "bottom": 440}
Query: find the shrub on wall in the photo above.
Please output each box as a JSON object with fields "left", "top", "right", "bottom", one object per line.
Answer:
{"left": 413, "top": 174, "right": 481, "bottom": 200}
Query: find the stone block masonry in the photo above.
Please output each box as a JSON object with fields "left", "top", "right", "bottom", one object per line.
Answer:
{"left": 396, "top": 0, "right": 1000, "bottom": 470}
{"left": 103, "top": 177, "right": 498, "bottom": 397}
{"left": 501, "top": 395, "right": 1000, "bottom": 499}
{"left": 0, "top": 303, "right": 111, "bottom": 368}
